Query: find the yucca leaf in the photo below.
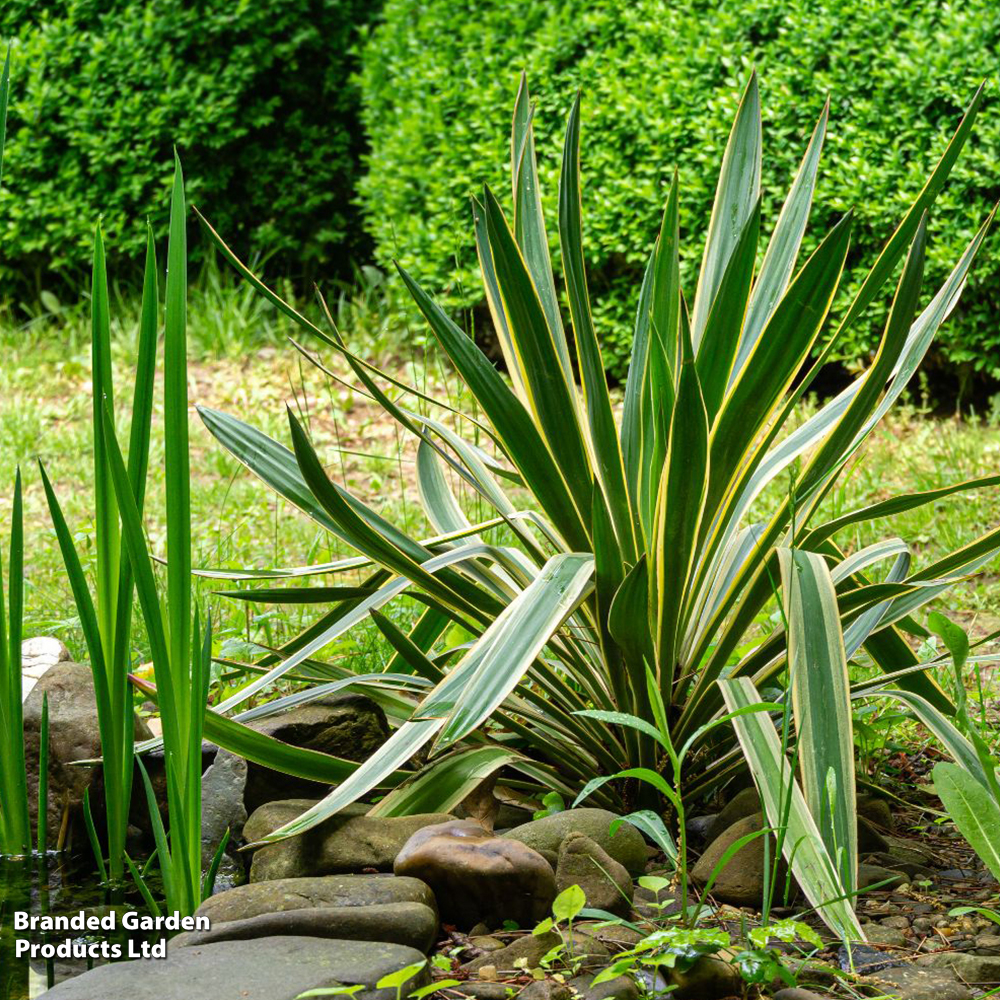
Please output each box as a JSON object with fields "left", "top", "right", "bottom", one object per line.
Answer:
{"left": 696, "top": 198, "right": 760, "bottom": 421}
{"left": 396, "top": 263, "right": 590, "bottom": 550}
{"left": 781, "top": 549, "right": 857, "bottom": 896}
{"left": 710, "top": 211, "right": 852, "bottom": 505}
{"left": 423, "top": 553, "right": 595, "bottom": 748}
{"left": 838, "top": 84, "right": 984, "bottom": 334}
{"left": 370, "top": 609, "right": 444, "bottom": 683}
{"left": 512, "top": 74, "right": 569, "bottom": 377}
{"left": 370, "top": 745, "right": 522, "bottom": 817}
{"left": 480, "top": 186, "right": 593, "bottom": 515}
{"left": 691, "top": 72, "right": 761, "bottom": 349}
{"left": 131, "top": 674, "right": 401, "bottom": 788}
{"left": 560, "top": 93, "right": 635, "bottom": 559}
{"left": 654, "top": 321, "right": 709, "bottom": 693}
{"left": 734, "top": 101, "right": 828, "bottom": 377}
{"left": 719, "top": 677, "right": 864, "bottom": 940}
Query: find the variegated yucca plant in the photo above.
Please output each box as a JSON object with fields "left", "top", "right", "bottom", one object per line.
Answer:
{"left": 192, "top": 75, "right": 999, "bottom": 937}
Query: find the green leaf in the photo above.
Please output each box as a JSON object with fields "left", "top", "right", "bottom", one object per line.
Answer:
{"left": 553, "top": 884, "right": 586, "bottom": 923}
{"left": 735, "top": 100, "right": 827, "bottom": 376}
{"left": 370, "top": 745, "right": 521, "bottom": 817}
{"left": 781, "top": 548, "right": 857, "bottom": 896}
{"left": 691, "top": 72, "right": 761, "bottom": 349}
{"left": 559, "top": 92, "right": 635, "bottom": 559}
{"left": 933, "top": 762, "right": 1000, "bottom": 882}
{"left": 512, "top": 73, "right": 569, "bottom": 379}
{"left": 719, "top": 677, "right": 865, "bottom": 941}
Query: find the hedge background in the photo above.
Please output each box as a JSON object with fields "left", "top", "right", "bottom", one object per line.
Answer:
{"left": 359, "top": 0, "right": 1000, "bottom": 385}
{"left": 0, "top": 0, "right": 374, "bottom": 295}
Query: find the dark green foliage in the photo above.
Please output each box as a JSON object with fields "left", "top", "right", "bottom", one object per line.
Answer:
{"left": 360, "top": 0, "right": 1000, "bottom": 383}
{"left": 0, "top": 0, "right": 374, "bottom": 295}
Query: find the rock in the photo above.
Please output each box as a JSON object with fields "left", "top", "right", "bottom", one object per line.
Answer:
{"left": 23, "top": 661, "right": 152, "bottom": 849}
{"left": 858, "top": 863, "right": 905, "bottom": 890}
{"left": 705, "top": 787, "right": 760, "bottom": 844}
{"left": 577, "top": 920, "right": 644, "bottom": 948}
{"left": 974, "top": 933, "right": 1000, "bottom": 955}
{"left": 685, "top": 814, "right": 718, "bottom": 845}
{"left": 864, "top": 925, "right": 907, "bottom": 947}
{"left": 917, "top": 952, "right": 1000, "bottom": 982}
{"left": 773, "top": 990, "right": 829, "bottom": 1000}
{"left": 517, "top": 982, "right": 572, "bottom": 1000}
{"left": 172, "top": 901, "right": 437, "bottom": 952}
{"left": 866, "top": 851, "right": 934, "bottom": 881}
{"left": 21, "top": 636, "right": 70, "bottom": 698}
{"left": 201, "top": 748, "right": 248, "bottom": 870}
{"left": 244, "top": 694, "right": 390, "bottom": 812}
{"left": 464, "top": 931, "right": 609, "bottom": 973}
{"left": 195, "top": 875, "right": 437, "bottom": 923}
{"left": 177, "top": 876, "right": 439, "bottom": 953}
{"left": 857, "top": 794, "right": 893, "bottom": 830}
{"left": 632, "top": 885, "right": 683, "bottom": 920}
{"left": 503, "top": 809, "right": 647, "bottom": 876}
{"left": 470, "top": 935, "right": 506, "bottom": 953}
{"left": 858, "top": 817, "right": 890, "bottom": 854}
{"left": 882, "top": 916, "right": 912, "bottom": 930}
{"left": 37, "top": 936, "right": 430, "bottom": 1000}
{"left": 555, "top": 833, "right": 633, "bottom": 917}
{"left": 567, "top": 974, "right": 639, "bottom": 1000}
{"left": 453, "top": 985, "right": 511, "bottom": 1000}
{"left": 394, "top": 819, "right": 555, "bottom": 929}
{"left": 884, "top": 836, "right": 935, "bottom": 866}
{"left": 668, "top": 953, "right": 743, "bottom": 999}
{"left": 866, "top": 964, "right": 972, "bottom": 1000}
{"left": 691, "top": 814, "right": 782, "bottom": 907}
{"left": 244, "top": 800, "right": 454, "bottom": 880}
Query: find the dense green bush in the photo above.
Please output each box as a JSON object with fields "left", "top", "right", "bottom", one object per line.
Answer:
{"left": 0, "top": 0, "right": 374, "bottom": 296}
{"left": 361, "top": 0, "right": 1000, "bottom": 384}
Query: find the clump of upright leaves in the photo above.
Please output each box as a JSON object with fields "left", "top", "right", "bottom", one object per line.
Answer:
{"left": 192, "top": 73, "right": 999, "bottom": 940}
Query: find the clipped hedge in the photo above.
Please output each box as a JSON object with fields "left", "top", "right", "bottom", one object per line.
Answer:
{"left": 361, "top": 0, "right": 1000, "bottom": 384}
{"left": 0, "top": 0, "right": 374, "bottom": 293}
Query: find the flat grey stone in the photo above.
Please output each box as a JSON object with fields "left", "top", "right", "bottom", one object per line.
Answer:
{"left": 865, "top": 964, "right": 971, "bottom": 1000}
{"left": 39, "top": 935, "right": 429, "bottom": 1000}
{"left": 171, "top": 901, "right": 437, "bottom": 952}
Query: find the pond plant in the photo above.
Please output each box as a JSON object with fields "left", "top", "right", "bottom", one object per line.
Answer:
{"left": 186, "top": 72, "right": 1000, "bottom": 938}
{"left": 0, "top": 468, "right": 30, "bottom": 858}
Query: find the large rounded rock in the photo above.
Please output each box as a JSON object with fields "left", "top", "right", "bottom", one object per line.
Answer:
{"left": 690, "top": 813, "right": 785, "bottom": 907}
{"left": 704, "top": 786, "right": 760, "bottom": 845}
{"left": 555, "top": 832, "right": 633, "bottom": 917}
{"left": 245, "top": 800, "right": 454, "bottom": 880}
{"left": 201, "top": 748, "right": 248, "bottom": 886}
{"left": 23, "top": 661, "right": 151, "bottom": 849}
{"left": 244, "top": 694, "right": 391, "bottom": 812}
{"left": 502, "top": 808, "right": 647, "bottom": 876}
{"left": 38, "top": 936, "right": 430, "bottom": 1000}
{"left": 394, "top": 819, "right": 555, "bottom": 929}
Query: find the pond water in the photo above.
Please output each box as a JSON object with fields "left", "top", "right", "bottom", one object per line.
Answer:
{"left": 0, "top": 855, "right": 159, "bottom": 999}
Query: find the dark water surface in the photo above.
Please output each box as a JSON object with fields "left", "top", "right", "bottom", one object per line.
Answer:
{"left": 0, "top": 855, "right": 158, "bottom": 1000}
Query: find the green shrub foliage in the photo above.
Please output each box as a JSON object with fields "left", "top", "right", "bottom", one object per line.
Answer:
{"left": 1, "top": 0, "right": 374, "bottom": 293}
{"left": 361, "top": 0, "right": 1000, "bottom": 382}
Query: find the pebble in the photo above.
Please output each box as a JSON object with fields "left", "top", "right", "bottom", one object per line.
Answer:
{"left": 881, "top": 916, "right": 912, "bottom": 930}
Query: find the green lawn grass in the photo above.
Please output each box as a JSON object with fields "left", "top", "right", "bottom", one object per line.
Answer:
{"left": 2, "top": 284, "right": 999, "bottom": 707}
